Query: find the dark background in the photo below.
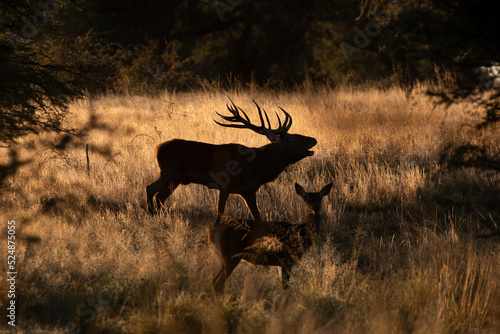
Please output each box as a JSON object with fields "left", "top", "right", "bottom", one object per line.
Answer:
{"left": 1, "top": 0, "right": 499, "bottom": 143}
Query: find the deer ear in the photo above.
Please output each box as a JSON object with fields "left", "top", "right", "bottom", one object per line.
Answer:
{"left": 265, "top": 132, "right": 280, "bottom": 143}
{"left": 320, "top": 183, "right": 333, "bottom": 197}
{"left": 295, "top": 183, "right": 306, "bottom": 197}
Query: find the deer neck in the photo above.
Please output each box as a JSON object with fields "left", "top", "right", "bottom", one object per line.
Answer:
{"left": 251, "top": 143, "right": 291, "bottom": 182}
{"left": 306, "top": 210, "right": 321, "bottom": 239}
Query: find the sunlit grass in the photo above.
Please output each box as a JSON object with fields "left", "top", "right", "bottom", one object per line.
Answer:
{"left": 1, "top": 85, "right": 499, "bottom": 333}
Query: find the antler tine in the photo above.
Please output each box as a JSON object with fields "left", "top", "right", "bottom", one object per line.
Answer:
{"left": 274, "top": 111, "right": 282, "bottom": 129}
{"left": 254, "top": 100, "right": 277, "bottom": 131}
{"left": 278, "top": 107, "right": 292, "bottom": 133}
{"left": 237, "top": 106, "right": 252, "bottom": 124}
{"left": 262, "top": 107, "right": 272, "bottom": 129}
{"left": 214, "top": 98, "right": 261, "bottom": 130}
{"left": 228, "top": 97, "right": 253, "bottom": 124}
{"left": 252, "top": 100, "right": 266, "bottom": 129}
{"left": 215, "top": 98, "right": 293, "bottom": 135}
{"left": 213, "top": 117, "right": 248, "bottom": 128}
{"left": 215, "top": 108, "right": 233, "bottom": 122}
{"left": 215, "top": 107, "right": 241, "bottom": 123}
{"left": 214, "top": 99, "right": 238, "bottom": 122}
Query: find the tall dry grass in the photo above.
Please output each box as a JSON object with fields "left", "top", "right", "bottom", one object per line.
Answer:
{"left": 1, "top": 85, "right": 499, "bottom": 333}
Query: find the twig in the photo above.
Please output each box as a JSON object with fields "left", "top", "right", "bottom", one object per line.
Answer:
{"left": 86, "top": 143, "right": 90, "bottom": 176}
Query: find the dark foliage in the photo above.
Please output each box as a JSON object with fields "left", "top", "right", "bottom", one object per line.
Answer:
{"left": 0, "top": 1, "right": 111, "bottom": 145}
{"left": 360, "top": 0, "right": 500, "bottom": 128}
{"left": 1, "top": 0, "right": 499, "bottom": 144}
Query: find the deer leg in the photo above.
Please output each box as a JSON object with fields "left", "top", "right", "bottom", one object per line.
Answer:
{"left": 280, "top": 266, "right": 291, "bottom": 289}
{"left": 209, "top": 224, "right": 241, "bottom": 295}
{"left": 146, "top": 176, "right": 178, "bottom": 214}
{"left": 212, "top": 256, "right": 241, "bottom": 295}
{"left": 214, "top": 191, "right": 230, "bottom": 226}
{"left": 241, "top": 192, "right": 262, "bottom": 221}
{"left": 212, "top": 267, "right": 226, "bottom": 295}
{"left": 146, "top": 179, "right": 161, "bottom": 214}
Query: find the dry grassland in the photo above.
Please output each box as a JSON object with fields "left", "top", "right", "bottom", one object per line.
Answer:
{"left": 1, "top": 85, "right": 499, "bottom": 333}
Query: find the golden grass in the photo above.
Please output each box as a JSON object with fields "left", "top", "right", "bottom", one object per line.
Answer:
{"left": 1, "top": 85, "right": 499, "bottom": 333}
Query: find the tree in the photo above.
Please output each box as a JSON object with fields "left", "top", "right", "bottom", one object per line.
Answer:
{"left": 70, "top": 0, "right": 369, "bottom": 86}
{"left": 0, "top": 1, "right": 108, "bottom": 145}
{"left": 358, "top": 0, "right": 500, "bottom": 171}
{"left": 359, "top": 0, "right": 500, "bottom": 128}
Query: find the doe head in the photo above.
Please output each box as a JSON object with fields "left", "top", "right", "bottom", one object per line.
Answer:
{"left": 295, "top": 183, "right": 333, "bottom": 214}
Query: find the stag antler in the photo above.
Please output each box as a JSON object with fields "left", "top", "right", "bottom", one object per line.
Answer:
{"left": 214, "top": 98, "right": 292, "bottom": 138}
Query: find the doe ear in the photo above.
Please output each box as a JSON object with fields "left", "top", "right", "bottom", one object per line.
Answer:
{"left": 320, "top": 183, "right": 333, "bottom": 197}
{"left": 295, "top": 183, "right": 306, "bottom": 197}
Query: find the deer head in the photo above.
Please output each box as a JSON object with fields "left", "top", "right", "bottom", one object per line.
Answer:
{"left": 214, "top": 98, "right": 317, "bottom": 161}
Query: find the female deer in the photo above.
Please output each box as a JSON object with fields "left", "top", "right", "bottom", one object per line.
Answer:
{"left": 208, "top": 182, "right": 332, "bottom": 294}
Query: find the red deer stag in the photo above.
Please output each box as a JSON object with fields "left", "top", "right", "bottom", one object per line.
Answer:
{"left": 146, "top": 99, "right": 317, "bottom": 225}
{"left": 208, "top": 182, "right": 333, "bottom": 294}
